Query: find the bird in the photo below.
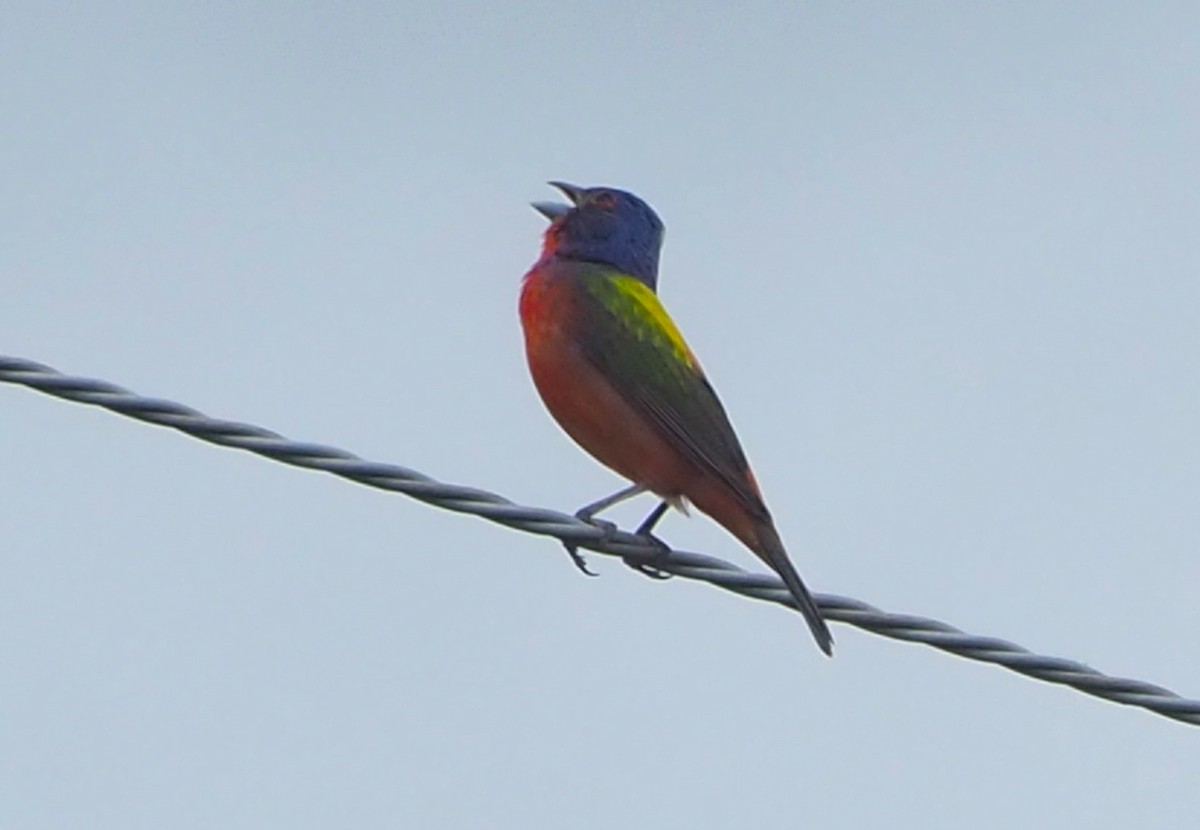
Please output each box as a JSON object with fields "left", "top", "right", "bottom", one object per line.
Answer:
{"left": 519, "top": 182, "right": 833, "bottom": 656}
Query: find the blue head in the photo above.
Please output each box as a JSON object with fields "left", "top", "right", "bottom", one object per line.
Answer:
{"left": 533, "top": 182, "right": 665, "bottom": 290}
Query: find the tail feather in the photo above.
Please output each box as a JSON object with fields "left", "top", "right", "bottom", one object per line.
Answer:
{"left": 754, "top": 523, "right": 834, "bottom": 656}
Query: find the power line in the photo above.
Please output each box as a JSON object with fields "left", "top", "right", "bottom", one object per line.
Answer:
{"left": 3, "top": 355, "right": 1197, "bottom": 727}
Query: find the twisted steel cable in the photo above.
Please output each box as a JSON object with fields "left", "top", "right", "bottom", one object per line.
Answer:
{"left": 3, "top": 355, "right": 1197, "bottom": 727}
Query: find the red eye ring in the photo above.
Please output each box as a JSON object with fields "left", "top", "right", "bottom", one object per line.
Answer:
{"left": 592, "top": 191, "right": 617, "bottom": 210}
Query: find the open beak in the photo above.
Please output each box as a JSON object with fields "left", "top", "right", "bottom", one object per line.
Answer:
{"left": 531, "top": 180, "right": 584, "bottom": 221}
{"left": 548, "top": 181, "right": 584, "bottom": 203}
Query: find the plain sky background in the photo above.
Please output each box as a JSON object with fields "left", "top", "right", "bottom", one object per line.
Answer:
{"left": 3, "top": 3, "right": 1198, "bottom": 827}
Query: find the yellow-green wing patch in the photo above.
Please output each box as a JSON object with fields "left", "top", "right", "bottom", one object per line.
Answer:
{"left": 575, "top": 266, "right": 766, "bottom": 518}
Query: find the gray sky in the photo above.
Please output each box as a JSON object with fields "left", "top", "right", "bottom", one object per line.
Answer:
{"left": 4, "top": 3, "right": 1198, "bottom": 827}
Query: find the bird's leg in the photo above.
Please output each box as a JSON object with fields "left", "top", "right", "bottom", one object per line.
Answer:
{"left": 623, "top": 500, "right": 674, "bottom": 580}
{"left": 575, "top": 483, "right": 647, "bottom": 520}
{"left": 561, "top": 484, "right": 647, "bottom": 576}
{"left": 635, "top": 499, "right": 670, "bottom": 535}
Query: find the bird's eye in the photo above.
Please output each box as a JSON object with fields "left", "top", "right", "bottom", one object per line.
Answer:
{"left": 592, "top": 191, "right": 617, "bottom": 210}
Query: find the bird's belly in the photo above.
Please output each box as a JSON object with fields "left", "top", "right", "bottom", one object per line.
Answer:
{"left": 524, "top": 326, "right": 694, "bottom": 498}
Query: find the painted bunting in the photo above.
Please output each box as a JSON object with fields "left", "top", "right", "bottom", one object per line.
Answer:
{"left": 519, "top": 182, "right": 833, "bottom": 656}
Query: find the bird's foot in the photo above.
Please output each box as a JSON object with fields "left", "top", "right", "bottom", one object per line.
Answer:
{"left": 623, "top": 531, "right": 674, "bottom": 580}
{"left": 561, "top": 512, "right": 619, "bottom": 577}
{"left": 562, "top": 544, "right": 599, "bottom": 576}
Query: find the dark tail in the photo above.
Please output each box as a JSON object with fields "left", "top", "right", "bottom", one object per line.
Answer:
{"left": 754, "top": 523, "right": 834, "bottom": 656}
